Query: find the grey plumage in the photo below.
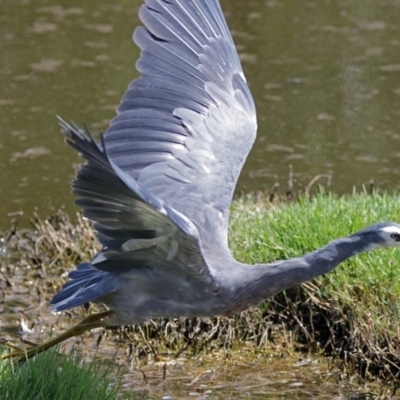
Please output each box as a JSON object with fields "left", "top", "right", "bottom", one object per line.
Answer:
{"left": 51, "top": 0, "right": 400, "bottom": 327}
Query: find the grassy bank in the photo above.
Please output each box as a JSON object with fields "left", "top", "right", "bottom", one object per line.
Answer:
{"left": 1, "top": 191, "right": 400, "bottom": 380}
{"left": 231, "top": 191, "right": 400, "bottom": 379}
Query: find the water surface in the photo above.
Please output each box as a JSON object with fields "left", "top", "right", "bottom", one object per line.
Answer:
{"left": 1, "top": 0, "right": 400, "bottom": 229}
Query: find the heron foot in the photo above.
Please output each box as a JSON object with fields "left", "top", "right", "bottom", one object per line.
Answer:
{"left": 1, "top": 309, "right": 115, "bottom": 363}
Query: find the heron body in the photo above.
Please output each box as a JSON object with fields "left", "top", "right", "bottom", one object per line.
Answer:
{"left": 4, "top": 0, "right": 399, "bottom": 361}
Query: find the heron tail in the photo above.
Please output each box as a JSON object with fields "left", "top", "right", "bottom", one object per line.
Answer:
{"left": 50, "top": 262, "right": 114, "bottom": 311}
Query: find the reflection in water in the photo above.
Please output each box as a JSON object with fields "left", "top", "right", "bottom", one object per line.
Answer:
{"left": 1, "top": 0, "right": 400, "bottom": 230}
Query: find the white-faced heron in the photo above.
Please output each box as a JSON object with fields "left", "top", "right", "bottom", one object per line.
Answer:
{"left": 3, "top": 0, "right": 400, "bottom": 361}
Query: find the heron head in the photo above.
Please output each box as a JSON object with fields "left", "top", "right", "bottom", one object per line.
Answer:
{"left": 359, "top": 222, "right": 400, "bottom": 249}
{"left": 378, "top": 223, "right": 400, "bottom": 247}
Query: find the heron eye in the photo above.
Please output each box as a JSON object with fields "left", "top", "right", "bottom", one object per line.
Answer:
{"left": 390, "top": 233, "right": 400, "bottom": 241}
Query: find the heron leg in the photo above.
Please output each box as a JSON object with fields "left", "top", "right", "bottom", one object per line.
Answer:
{"left": 1, "top": 309, "right": 115, "bottom": 363}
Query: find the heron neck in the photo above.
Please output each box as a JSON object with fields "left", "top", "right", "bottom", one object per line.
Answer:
{"left": 229, "top": 234, "right": 375, "bottom": 311}
{"left": 278, "top": 234, "right": 370, "bottom": 286}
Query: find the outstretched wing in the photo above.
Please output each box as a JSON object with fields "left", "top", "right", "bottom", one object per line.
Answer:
{"left": 104, "top": 0, "right": 257, "bottom": 248}
{"left": 51, "top": 119, "right": 219, "bottom": 312}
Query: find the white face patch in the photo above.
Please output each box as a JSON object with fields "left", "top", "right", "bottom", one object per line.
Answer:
{"left": 382, "top": 225, "right": 400, "bottom": 235}
{"left": 380, "top": 225, "right": 400, "bottom": 247}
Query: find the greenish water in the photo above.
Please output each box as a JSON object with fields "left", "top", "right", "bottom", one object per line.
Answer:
{"left": 1, "top": 0, "right": 400, "bottom": 229}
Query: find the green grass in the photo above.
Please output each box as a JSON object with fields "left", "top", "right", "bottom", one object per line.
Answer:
{"left": 0, "top": 348, "right": 121, "bottom": 400}
{"left": 230, "top": 191, "right": 400, "bottom": 377}
{"left": 231, "top": 191, "right": 400, "bottom": 306}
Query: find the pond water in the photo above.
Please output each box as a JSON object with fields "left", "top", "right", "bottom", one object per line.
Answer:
{"left": 113, "top": 353, "right": 380, "bottom": 399}
{"left": 1, "top": 0, "right": 400, "bottom": 229}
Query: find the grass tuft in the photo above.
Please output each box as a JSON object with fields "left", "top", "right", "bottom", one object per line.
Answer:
{"left": 0, "top": 347, "right": 121, "bottom": 400}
